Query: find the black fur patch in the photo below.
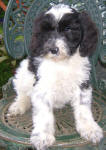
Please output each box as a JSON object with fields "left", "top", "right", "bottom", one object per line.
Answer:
{"left": 80, "top": 80, "right": 90, "bottom": 90}
{"left": 58, "top": 12, "right": 83, "bottom": 55}
{"left": 79, "top": 11, "right": 98, "bottom": 57}
{"left": 28, "top": 56, "right": 40, "bottom": 82}
{"left": 29, "top": 13, "right": 57, "bottom": 58}
{"left": 29, "top": 11, "right": 83, "bottom": 59}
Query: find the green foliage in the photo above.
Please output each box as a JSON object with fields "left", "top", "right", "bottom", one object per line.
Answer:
{"left": 0, "top": 25, "right": 9, "bottom": 63}
{"left": 0, "top": 30, "right": 16, "bottom": 87}
{"left": 104, "top": 1, "right": 106, "bottom": 5}
{"left": 0, "top": 24, "right": 3, "bottom": 34}
{"left": 0, "top": 0, "right": 8, "bottom": 19}
{"left": 0, "top": 60, "right": 14, "bottom": 87}
{"left": 0, "top": 22, "right": 20, "bottom": 97}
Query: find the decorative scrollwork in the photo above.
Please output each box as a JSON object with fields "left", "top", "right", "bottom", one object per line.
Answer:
{"left": 3, "top": 0, "right": 34, "bottom": 59}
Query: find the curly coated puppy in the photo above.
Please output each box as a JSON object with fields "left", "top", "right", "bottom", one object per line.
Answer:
{"left": 8, "top": 4, "right": 103, "bottom": 150}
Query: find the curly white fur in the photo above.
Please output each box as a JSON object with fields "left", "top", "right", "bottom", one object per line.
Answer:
{"left": 8, "top": 49, "right": 103, "bottom": 149}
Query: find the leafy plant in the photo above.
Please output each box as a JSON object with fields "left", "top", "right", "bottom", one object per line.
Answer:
{"left": 0, "top": 0, "right": 8, "bottom": 19}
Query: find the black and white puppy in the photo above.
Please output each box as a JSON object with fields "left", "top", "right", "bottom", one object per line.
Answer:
{"left": 8, "top": 4, "right": 103, "bottom": 150}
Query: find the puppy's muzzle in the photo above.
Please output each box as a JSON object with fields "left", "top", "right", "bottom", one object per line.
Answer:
{"left": 44, "top": 38, "right": 59, "bottom": 55}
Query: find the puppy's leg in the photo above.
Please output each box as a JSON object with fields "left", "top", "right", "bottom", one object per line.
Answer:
{"left": 71, "top": 87, "right": 103, "bottom": 143}
{"left": 8, "top": 59, "right": 35, "bottom": 116}
{"left": 8, "top": 94, "right": 31, "bottom": 116}
{"left": 30, "top": 86, "right": 55, "bottom": 150}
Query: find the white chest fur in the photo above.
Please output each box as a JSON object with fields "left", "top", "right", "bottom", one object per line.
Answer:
{"left": 36, "top": 51, "right": 91, "bottom": 108}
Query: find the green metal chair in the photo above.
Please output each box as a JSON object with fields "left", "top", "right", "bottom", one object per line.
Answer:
{"left": 0, "top": 0, "right": 106, "bottom": 149}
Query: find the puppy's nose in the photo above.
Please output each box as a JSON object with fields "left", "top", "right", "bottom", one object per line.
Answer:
{"left": 50, "top": 47, "right": 59, "bottom": 54}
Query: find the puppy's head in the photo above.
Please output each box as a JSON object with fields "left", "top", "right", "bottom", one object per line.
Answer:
{"left": 30, "top": 4, "right": 98, "bottom": 61}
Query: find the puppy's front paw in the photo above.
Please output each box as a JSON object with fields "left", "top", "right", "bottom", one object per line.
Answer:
{"left": 30, "top": 132, "right": 55, "bottom": 150}
{"left": 76, "top": 121, "right": 103, "bottom": 143}
{"left": 8, "top": 101, "right": 26, "bottom": 116}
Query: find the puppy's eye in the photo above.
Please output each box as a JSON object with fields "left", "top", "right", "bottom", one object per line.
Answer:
{"left": 64, "top": 26, "right": 71, "bottom": 31}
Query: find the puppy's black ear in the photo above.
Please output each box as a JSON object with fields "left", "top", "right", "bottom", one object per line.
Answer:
{"left": 79, "top": 11, "right": 98, "bottom": 57}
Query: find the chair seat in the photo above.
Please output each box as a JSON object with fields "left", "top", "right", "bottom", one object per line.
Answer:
{"left": 0, "top": 78, "right": 106, "bottom": 150}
